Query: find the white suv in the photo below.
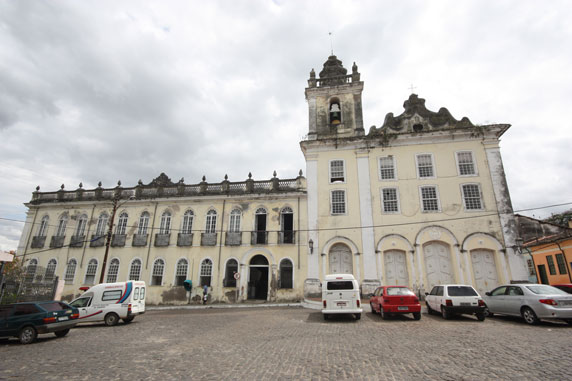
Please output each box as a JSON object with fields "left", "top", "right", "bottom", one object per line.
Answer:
{"left": 425, "top": 284, "right": 486, "bottom": 321}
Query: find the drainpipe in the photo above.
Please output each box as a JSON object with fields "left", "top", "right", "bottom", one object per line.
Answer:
{"left": 555, "top": 241, "right": 572, "bottom": 283}
{"left": 297, "top": 196, "right": 300, "bottom": 270}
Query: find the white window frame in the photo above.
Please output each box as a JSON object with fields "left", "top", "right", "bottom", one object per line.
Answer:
{"left": 381, "top": 187, "right": 400, "bottom": 214}
{"left": 181, "top": 210, "right": 194, "bottom": 235}
{"left": 95, "top": 213, "right": 109, "bottom": 236}
{"left": 129, "top": 258, "right": 142, "bottom": 281}
{"left": 84, "top": 259, "right": 98, "bottom": 285}
{"left": 56, "top": 216, "right": 68, "bottom": 237}
{"left": 330, "top": 189, "right": 347, "bottom": 215}
{"left": 419, "top": 185, "right": 441, "bottom": 213}
{"left": 137, "top": 212, "right": 150, "bottom": 235}
{"left": 116, "top": 212, "right": 128, "bottom": 235}
{"left": 378, "top": 156, "right": 397, "bottom": 181}
{"left": 200, "top": 258, "right": 213, "bottom": 286}
{"left": 37, "top": 215, "right": 49, "bottom": 237}
{"left": 415, "top": 153, "right": 436, "bottom": 179}
{"left": 159, "top": 211, "right": 171, "bottom": 235}
{"left": 461, "top": 183, "right": 484, "bottom": 211}
{"left": 455, "top": 150, "right": 478, "bottom": 176}
{"left": 45, "top": 258, "right": 57, "bottom": 279}
{"left": 205, "top": 210, "right": 217, "bottom": 234}
{"left": 106, "top": 258, "right": 120, "bottom": 283}
{"left": 64, "top": 258, "right": 77, "bottom": 284}
{"left": 329, "top": 159, "right": 346, "bottom": 183}
{"left": 75, "top": 214, "right": 88, "bottom": 237}
{"left": 151, "top": 258, "right": 165, "bottom": 286}
{"left": 174, "top": 258, "right": 189, "bottom": 286}
{"left": 229, "top": 209, "right": 241, "bottom": 233}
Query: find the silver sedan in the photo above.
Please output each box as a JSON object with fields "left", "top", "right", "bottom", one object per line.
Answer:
{"left": 483, "top": 284, "right": 572, "bottom": 325}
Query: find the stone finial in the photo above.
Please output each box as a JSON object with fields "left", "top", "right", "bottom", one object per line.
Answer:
{"left": 36, "top": 185, "right": 40, "bottom": 191}
{"left": 248, "top": 172, "right": 252, "bottom": 179}
{"left": 98, "top": 181, "right": 102, "bottom": 187}
{"left": 117, "top": 180, "right": 121, "bottom": 187}
{"left": 224, "top": 174, "right": 228, "bottom": 180}
{"left": 60, "top": 184, "right": 65, "bottom": 190}
{"left": 179, "top": 177, "right": 184, "bottom": 183}
{"left": 202, "top": 175, "right": 206, "bottom": 182}
{"left": 138, "top": 179, "right": 143, "bottom": 186}
{"left": 299, "top": 169, "right": 303, "bottom": 177}
{"left": 273, "top": 170, "right": 277, "bottom": 178}
{"left": 310, "top": 68, "right": 315, "bottom": 78}
{"left": 79, "top": 182, "right": 83, "bottom": 189}
{"left": 352, "top": 62, "right": 358, "bottom": 73}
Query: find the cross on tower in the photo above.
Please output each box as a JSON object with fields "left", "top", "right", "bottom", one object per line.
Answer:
{"left": 409, "top": 84, "right": 417, "bottom": 93}
{"left": 329, "top": 32, "right": 334, "bottom": 55}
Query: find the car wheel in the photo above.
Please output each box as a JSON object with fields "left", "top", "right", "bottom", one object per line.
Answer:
{"left": 564, "top": 319, "right": 572, "bottom": 326}
{"left": 476, "top": 312, "right": 486, "bottom": 322}
{"left": 104, "top": 313, "right": 119, "bottom": 326}
{"left": 426, "top": 303, "right": 434, "bottom": 315}
{"left": 355, "top": 313, "right": 361, "bottom": 320}
{"left": 413, "top": 312, "right": 421, "bottom": 321}
{"left": 19, "top": 326, "right": 37, "bottom": 344}
{"left": 54, "top": 329, "right": 70, "bottom": 337}
{"left": 380, "top": 308, "right": 388, "bottom": 320}
{"left": 484, "top": 306, "right": 493, "bottom": 317}
{"left": 323, "top": 314, "right": 329, "bottom": 321}
{"left": 522, "top": 307, "right": 539, "bottom": 325}
{"left": 441, "top": 306, "right": 450, "bottom": 320}
{"left": 123, "top": 317, "right": 134, "bottom": 324}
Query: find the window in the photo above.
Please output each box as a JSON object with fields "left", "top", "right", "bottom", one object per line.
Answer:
{"left": 84, "top": 259, "right": 98, "bottom": 285}
{"left": 446, "top": 286, "right": 478, "bottom": 297}
{"left": 137, "top": 212, "right": 150, "bottom": 235}
{"left": 527, "top": 259, "right": 535, "bottom": 276}
{"left": 116, "top": 213, "right": 128, "bottom": 235}
{"left": 326, "top": 281, "right": 353, "bottom": 290}
{"left": 205, "top": 210, "right": 217, "bottom": 234}
{"left": 75, "top": 214, "right": 88, "bottom": 236}
{"left": 462, "top": 184, "right": 483, "bottom": 210}
{"left": 159, "top": 211, "right": 171, "bottom": 235}
{"left": 457, "top": 151, "right": 476, "bottom": 176}
{"left": 229, "top": 209, "right": 241, "bottom": 233}
{"left": 420, "top": 186, "right": 440, "bottom": 212}
{"left": 200, "top": 259, "right": 213, "bottom": 287}
{"left": 129, "top": 259, "right": 142, "bottom": 281}
{"left": 102, "top": 290, "right": 122, "bottom": 301}
{"left": 329, "top": 160, "right": 345, "bottom": 183}
{"left": 56, "top": 216, "right": 68, "bottom": 236}
{"left": 379, "top": 156, "right": 396, "bottom": 180}
{"left": 37, "top": 216, "right": 49, "bottom": 237}
{"left": 64, "top": 259, "right": 77, "bottom": 283}
{"left": 416, "top": 154, "right": 435, "bottom": 178}
{"left": 279, "top": 259, "right": 293, "bottom": 289}
{"left": 151, "top": 259, "right": 165, "bottom": 286}
{"left": 546, "top": 255, "right": 557, "bottom": 275}
{"left": 175, "top": 258, "right": 188, "bottom": 286}
{"left": 181, "top": 210, "right": 194, "bottom": 234}
{"left": 95, "top": 213, "right": 109, "bottom": 236}
{"left": 224, "top": 259, "right": 238, "bottom": 287}
{"left": 381, "top": 188, "right": 400, "bottom": 213}
{"left": 106, "top": 258, "right": 120, "bottom": 283}
{"left": 331, "top": 190, "right": 346, "bottom": 215}
{"left": 45, "top": 259, "right": 57, "bottom": 280}
{"left": 280, "top": 207, "right": 294, "bottom": 243}
{"left": 556, "top": 254, "right": 568, "bottom": 275}
{"left": 26, "top": 259, "right": 38, "bottom": 280}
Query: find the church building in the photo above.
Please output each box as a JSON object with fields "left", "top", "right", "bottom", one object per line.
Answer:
{"left": 17, "top": 55, "right": 529, "bottom": 304}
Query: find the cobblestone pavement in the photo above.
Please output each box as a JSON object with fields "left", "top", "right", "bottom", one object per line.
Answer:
{"left": 1, "top": 307, "right": 570, "bottom": 380}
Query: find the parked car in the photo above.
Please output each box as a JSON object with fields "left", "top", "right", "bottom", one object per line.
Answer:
{"left": 483, "top": 284, "right": 572, "bottom": 325}
{"left": 370, "top": 286, "right": 421, "bottom": 320}
{"left": 0, "top": 301, "right": 79, "bottom": 344}
{"left": 552, "top": 284, "right": 572, "bottom": 294}
{"left": 322, "top": 274, "right": 362, "bottom": 321}
{"left": 425, "top": 284, "right": 486, "bottom": 321}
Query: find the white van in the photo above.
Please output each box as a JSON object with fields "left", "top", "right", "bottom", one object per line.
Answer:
{"left": 322, "top": 274, "right": 362, "bottom": 320}
{"left": 69, "top": 281, "right": 146, "bottom": 326}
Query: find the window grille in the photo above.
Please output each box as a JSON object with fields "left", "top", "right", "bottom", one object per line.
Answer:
{"left": 95, "top": 213, "right": 109, "bottom": 236}
{"left": 457, "top": 151, "right": 476, "bottom": 175}
{"left": 137, "top": 212, "right": 150, "bottom": 235}
{"left": 56, "top": 216, "right": 67, "bottom": 236}
{"left": 38, "top": 216, "right": 49, "bottom": 237}
{"left": 65, "top": 259, "right": 77, "bottom": 283}
{"left": 420, "top": 186, "right": 439, "bottom": 212}
{"left": 331, "top": 190, "right": 346, "bottom": 215}
{"left": 462, "top": 184, "right": 482, "bottom": 210}
{"left": 175, "top": 259, "right": 188, "bottom": 286}
{"left": 45, "top": 259, "right": 57, "bottom": 280}
{"left": 556, "top": 254, "right": 568, "bottom": 275}
{"left": 205, "top": 210, "right": 217, "bottom": 234}
{"left": 116, "top": 213, "right": 128, "bottom": 235}
{"left": 26, "top": 259, "right": 38, "bottom": 281}
{"left": 151, "top": 259, "right": 165, "bottom": 286}
{"left": 417, "top": 154, "right": 434, "bottom": 178}
{"left": 382, "top": 188, "right": 399, "bottom": 213}
{"left": 200, "top": 259, "right": 212, "bottom": 286}
{"left": 181, "top": 211, "right": 194, "bottom": 234}
{"left": 159, "top": 212, "right": 171, "bottom": 235}
{"left": 330, "top": 160, "right": 345, "bottom": 182}
{"left": 106, "top": 258, "right": 120, "bottom": 283}
{"left": 229, "top": 209, "right": 241, "bottom": 233}
{"left": 547, "top": 255, "right": 557, "bottom": 275}
{"left": 85, "top": 259, "right": 98, "bottom": 285}
{"left": 129, "top": 259, "right": 142, "bottom": 281}
{"left": 379, "top": 157, "right": 396, "bottom": 180}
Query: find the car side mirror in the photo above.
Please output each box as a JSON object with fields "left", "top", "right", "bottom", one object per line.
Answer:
{"left": 424, "top": 292, "right": 429, "bottom": 296}
{"left": 485, "top": 292, "right": 491, "bottom": 296}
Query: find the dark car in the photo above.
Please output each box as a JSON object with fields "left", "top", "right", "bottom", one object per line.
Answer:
{"left": 552, "top": 284, "right": 572, "bottom": 294}
{"left": 0, "top": 301, "right": 79, "bottom": 344}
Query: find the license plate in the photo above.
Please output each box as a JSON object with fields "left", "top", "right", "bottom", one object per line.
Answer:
{"left": 559, "top": 300, "right": 572, "bottom": 306}
{"left": 397, "top": 306, "right": 408, "bottom": 311}
{"left": 337, "top": 302, "right": 346, "bottom": 307}
{"left": 58, "top": 316, "right": 69, "bottom": 321}
{"left": 460, "top": 302, "right": 471, "bottom": 306}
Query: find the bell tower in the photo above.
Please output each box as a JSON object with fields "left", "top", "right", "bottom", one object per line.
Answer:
{"left": 305, "top": 55, "right": 364, "bottom": 140}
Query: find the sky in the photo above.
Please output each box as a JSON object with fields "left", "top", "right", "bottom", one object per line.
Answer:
{"left": 1, "top": 0, "right": 571, "bottom": 251}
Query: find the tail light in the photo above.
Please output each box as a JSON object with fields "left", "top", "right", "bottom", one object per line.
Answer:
{"left": 71, "top": 313, "right": 79, "bottom": 319}
{"left": 128, "top": 304, "right": 132, "bottom": 313}
{"left": 357, "top": 300, "right": 360, "bottom": 308}
{"left": 43, "top": 317, "right": 57, "bottom": 323}
{"left": 323, "top": 300, "right": 327, "bottom": 308}
{"left": 445, "top": 299, "right": 453, "bottom": 307}
{"left": 478, "top": 299, "right": 485, "bottom": 307}
{"left": 539, "top": 299, "right": 558, "bottom": 306}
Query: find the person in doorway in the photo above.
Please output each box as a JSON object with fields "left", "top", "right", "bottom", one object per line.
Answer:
{"left": 202, "top": 284, "right": 208, "bottom": 305}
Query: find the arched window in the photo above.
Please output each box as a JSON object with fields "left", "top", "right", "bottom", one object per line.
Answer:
{"left": 279, "top": 259, "right": 293, "bottom": 289}
{"left": 56, "top": 215, "right": 68, "bottom": 237}
{"left": 84, "top": 259, "right": 98, "bottom": 285}
{"left": 159, "top": 211, "right": 171, "bottom": 235}
{"left": 64, "top": 259, "right": 77, "bottom": 284}
{"left": 205, "top": 210, "right": 217, "bottom": 234}
{"left": 181, "top": 210, "right": 194, "bottom": 234}
{"left": 129, "top": 259, "right": 142, "bottom": 281}
{"left": 75, "top": 214, "right": 88, "bottom": 237}
{"left": 329, "top": 98, "right": 341, "bottom": 125}
{"left": 95, "top": 213, "right": 109, "bottom": 236}
{"left": 106, "top": 258, "right": 120, "bottom": 283}
{"left": 116, "top": 212, "right": 128, "bottom": 235}
{"left": 229, "top": 209, "right": 241, "bottom": 233}
{"left": 137, "top": 212, "right": 150, "bottom": 235}
{"left": 200, "top": 259, "right": 212, "bottom": 286}
{"left": 45, "top": 258, "right": 57, "bottom": 281}
{"left": 37, "top": 215, "right": 49, "bottom": 237}
{"left": 26, "top": 259, "right": 38, "bottom": 281}
{"left": 224, "top": 259, "right": 238, "bottom": 287}
{"left": 175, "top": 258, "right": 188, "bottom": 286}
{"left": 280, "top": 207, "right": 294, "bottom": 244}
{"left": 151, "top": 259, "right": 165, "bottom": 286}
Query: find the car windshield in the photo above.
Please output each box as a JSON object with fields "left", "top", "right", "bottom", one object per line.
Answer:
{"left": 386, "top": 287, "right": 414, "bottom": 296}
{"left": 447, "top": 286, "right": 478, "bottom": 297}
{"left": 327, "top": 281, "right": 354, "bottom": 290}
{"left": 40, "top": 302, "right": 69, "bottom": 312}
{"left": 526, "top": 285, "right": 568, "bottom": 295}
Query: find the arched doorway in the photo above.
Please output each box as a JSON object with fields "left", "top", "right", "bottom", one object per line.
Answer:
{"left": 248, "top": 255, "right": 269, "bottom": 300}
{"left": 329, "top": 243, "right": 352, "bottom": 274}
{"left": 470, "top": 249, "right": 499, "bottom": 295}
{"left": 423, "top": 242, "right": 454, "bottom": 290}
{"left": 384, "top": 250, "right": 409, "bottom": 286}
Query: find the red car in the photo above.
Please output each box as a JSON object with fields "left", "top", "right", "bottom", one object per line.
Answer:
{"left": 552, "top": 284, "right": 572, "bottom": 294}
{"left": 370, "top": 286, "right": 421, "bottom": 320}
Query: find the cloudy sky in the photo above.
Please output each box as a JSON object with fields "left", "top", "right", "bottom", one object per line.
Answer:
{"left": 1, "top": 0, "right": 571, "bottom": 251}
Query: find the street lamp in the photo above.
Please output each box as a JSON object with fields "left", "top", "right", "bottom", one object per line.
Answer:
{"left": 99, "top": 193, "right": 134, "bottom": 284}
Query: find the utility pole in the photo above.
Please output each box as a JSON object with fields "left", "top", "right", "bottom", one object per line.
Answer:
{"left": 99, "top": 195, "right": 120, "bottom": 284}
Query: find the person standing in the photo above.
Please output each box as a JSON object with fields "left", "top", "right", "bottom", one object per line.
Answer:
{"left": 202, "top": 284, "right": 208, "bottom": 305}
